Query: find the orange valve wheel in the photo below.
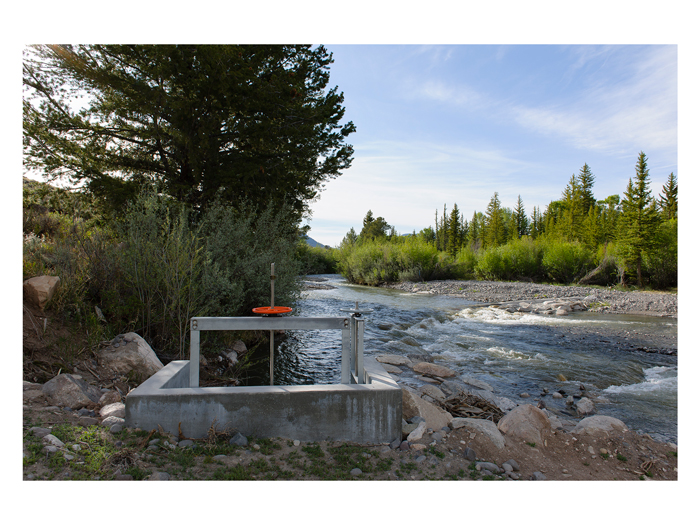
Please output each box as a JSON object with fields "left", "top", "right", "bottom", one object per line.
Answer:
{"left": 252, "top": 306, "right": 292, "bottom": 315}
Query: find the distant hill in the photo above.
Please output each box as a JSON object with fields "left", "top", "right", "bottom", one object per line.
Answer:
{"left": 304, "top": 235, "right": 328, "bottom": 248}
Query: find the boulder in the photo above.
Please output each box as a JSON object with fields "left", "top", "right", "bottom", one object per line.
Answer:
{"left": 97, "top": 333, "right": 163, "bottom": 381}
{"left": 23, "top": 275, "right": 60, "bottom": 310}
{"left": 575, "top": 397, "right": 596, "bottom": 416}
{"left": 412, "top": 361, "right": 456, "bottom": 378}
{"left": 460, "top": 375, "right": 494, "bottom": 392}
{"left": 41, "top": 374, "right": 102, "bottom": 409}
{"left": 450, "top": 418, "right": 505, "bottom": 449}
{"left": 419, "top": 384, "right": 446, "bottom": 402}
{"left": 571, "top": 415, "right": 629, "bottom": 435}
{"left": 376, "top": 354, "right": 411, "bottom": 366}
{"left": 231, "top": 340, "right": 248, "bottom": 356}
{"left": 401, "top": 388, "right": 453, "bottom": 430}
{"left": 497, "top": 404, "right": 551, "bottom": 446}
{"left": 99, "top": 402, "right": 126, "bottom": 419}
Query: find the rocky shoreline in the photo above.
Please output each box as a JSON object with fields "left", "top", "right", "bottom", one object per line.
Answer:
{"left": 384, "top": 279, "right": 677, "bottom": 318}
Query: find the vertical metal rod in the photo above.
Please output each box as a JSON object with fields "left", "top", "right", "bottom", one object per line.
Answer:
{"left": 356, "top": 318, "right": 365, "bottom": 384}
{"left": 341, "top": 322, "right": 350, "bottom": 384}
{"left": 270, "top": 329, "right": 274, "bottom": 386}
{"left": 270, "top": 262, "right": 275, "bottom": 308}
{"left": 270, "top": 262, "right": 275, "bottom": 385}
{"left": 189, "top": 327, "right": 200, "bottom": 387}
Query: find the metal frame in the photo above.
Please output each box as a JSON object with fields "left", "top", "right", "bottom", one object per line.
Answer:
{"left": 189, "top": 316, "right": 368, "bottom": 387}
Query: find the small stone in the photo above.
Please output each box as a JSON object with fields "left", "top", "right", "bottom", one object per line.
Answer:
{"left": 520, "top": 392, "right": 530, "bottom": 398}
{"left": 350, "top": 468, "right": 362, "bottom": 477}
{"left": 253, "top": 444, "right": 261, "bottom": 450}
{"left": 229, "top": 433, "right": 248, "bottom": 447}
{"left": 530, "top": 471, "right": 547, "bottom": 480}
{"left": 43, "top": 434, "right": 65, "bottom": 448}
{"left": 30, "top": 427, "right": 51, "bottom": 438}
{"left": 504, "top": 459, "right": 520, "bottom": 471}
{"left": 502, "top": 462, "right": 513, "bottom": 473}
{"left": 415, "top": 455, "right": 427, "bottom": 463}
{"left": 149, "top": 471, "right": 170, "bottom": 480}
{"left": 464, "top": 447, "right": 477, "bottom": 462}
{"left": 552, "top": 392, "right": 563, "bottom": 399}
{"left": 101, "top": 416, "right": 125, "bottom": 427}
{"left": 390, "top": 437, "right": 402, "bottom": 449}
{"left": 178, "top": 440, "right": 194, "bottom": 448}
{"left": 149, "top": 439, "right": 161, "bottom": 446}
{"left": 399, "top": 441, "right": 410, "bottom": 451}
{"left": 293, "top": 439, "right": 300, "bottom": 447}
{"left": 109, "top": 424, "right": 123, "bottom": 433}
{"left": 79, "top": 416, "right": 99, "bottom": 427}
{"left": 63, "top": 453, "right": 75, "bottom": 460}
{"left": 115, "top": 473, "right": 134, "bottom": 480}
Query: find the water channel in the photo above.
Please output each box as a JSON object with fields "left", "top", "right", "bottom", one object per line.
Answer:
{"left": 248, "top": 274, "right": 678, "bottom": 443}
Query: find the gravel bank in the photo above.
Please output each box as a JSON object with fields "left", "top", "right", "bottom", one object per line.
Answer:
{"left": 385, "top": 280, "right": 677, "bottom": 318}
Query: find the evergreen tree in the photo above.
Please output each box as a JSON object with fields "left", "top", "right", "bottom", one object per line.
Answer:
{"left": 446, "top": 203, "right": 463, "bottom": 257}
{"left": 659, "top": 172, "right": 678, "bottom": 220}
{"left": 617, "top": 152, "right": 661, "bottom": 286}
{"left": 360, "top": 210, "right": 391, "bottom": 241}
{"left": 485, "top": 192, "right": 506, "bottom": 247}
{"left": 530, "top": 206, "right": 544, "bottom": 239}
{"left": 561, "top": 174, "right": 584, "bottom": 241}
{"left": 512, "top": 195, "right": 529, "bottom": 239}
{"left": 599, "top": 195, "right": 620, "bottom": 244}
{"left": 577, "top": 163, "right": 596, "bottom": 213}
{"left": 23, "top": 44, "right": 355, "bottom": 219}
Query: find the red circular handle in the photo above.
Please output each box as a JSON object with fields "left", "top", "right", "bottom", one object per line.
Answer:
{"left": 252, "top": 306, "right": 292, "bottom": 315}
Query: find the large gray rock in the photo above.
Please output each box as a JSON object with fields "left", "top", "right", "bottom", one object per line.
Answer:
{"left": 41, "top": 374, "right": 102, "bottom": 409}
{"left": 23, "top": 275, "right": 60, "bottom": 310}
{"left": 497, "top": 404, "right": 551, "bottom": 446}
{"left": 412, "top": 361, "right": 456, "bottom": 378}
{"left": 402, "top": 388, "right": 453, "bottom": 431}
{"left": 575, "top": 397, "right": 596, "bottom": 416}
{"left": 571, "top": 415, "right": 628, "bottom": 435}
{"left": 99, "top": 402, "right": 126, "bottom": 419}
{"left": 376, "top": 354, "right": 411, "bottom": 366}
{"left": 97, "top": 332, "right": 163, "bottom": 381}
{"left": 460, "top": 375, "right": 494, "bottom": 392}
{"left": 450, "top": 418, "right": 505, "bottom": 449}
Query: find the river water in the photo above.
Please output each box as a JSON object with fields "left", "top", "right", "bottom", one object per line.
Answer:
{"left": 250, "top": 274, "right": 678, "bottom": 443}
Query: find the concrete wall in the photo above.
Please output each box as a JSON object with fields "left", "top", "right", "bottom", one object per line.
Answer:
{"left": 125, "top": 357, "right": 402, "bottom": 444}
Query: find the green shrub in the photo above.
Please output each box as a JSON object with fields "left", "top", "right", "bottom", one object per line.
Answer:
{"left": 541, "top": 240, "right": 594, "bottom": 283}
{"left": 296, "top": 243, "right": 336, "bottom": 274}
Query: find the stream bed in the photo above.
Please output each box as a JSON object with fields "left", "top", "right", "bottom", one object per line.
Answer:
{"left": 248, "top": 274, "right": 678, "bottom": 443}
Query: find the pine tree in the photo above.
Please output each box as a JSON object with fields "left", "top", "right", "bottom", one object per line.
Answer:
{"left": 446, "top": 203, "right": 462, "bottom": 257}
{"left": 659, "top": 172, "right": 678, "bottom": 220}
{"left": 577, "top": 163, "right": 596, "bottom": 213}
{"left": 512, "top": 195, "right": 528, "bottom": 239}
{"left": 617, "top": 152, "right": 661, "bottom": 286}
{"left": 561, "top": 174, "right": 584, "bottom": 241}
{"left": 485, "top": 192, "right": 506, "bottom": 248}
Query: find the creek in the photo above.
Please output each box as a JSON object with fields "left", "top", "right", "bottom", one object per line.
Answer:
{"left": 246, "top": 274, "right": 678, "bottom": 443}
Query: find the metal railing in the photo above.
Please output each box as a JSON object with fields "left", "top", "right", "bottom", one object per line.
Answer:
{"left": 188, "top": 315, "right": 368, "bottom": 387}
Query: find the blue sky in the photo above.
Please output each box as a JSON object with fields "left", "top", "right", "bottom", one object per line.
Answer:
{"left": 305, "top": 44, "right": 678, "bottom": 247}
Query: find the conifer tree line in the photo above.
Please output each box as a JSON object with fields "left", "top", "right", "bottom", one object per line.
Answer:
{"left": 337, "top": 152, "right": 677, "bottom": 289}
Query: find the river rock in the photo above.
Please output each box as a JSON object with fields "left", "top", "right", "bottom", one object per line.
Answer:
{"left": 100, "top": 402, "right": 126, "bottom": 419}
{"left": 380, "top": 363, "right": 403, "bottom": 374}
{"left": 402, "top": 388, "right": 453, "bottom": 430}
{"left": 42, "top": 434, "right": 65, "bottom": 448}
{"left": 460, "top": 375, "right": 494, "bottom": 392}
{"left": 420, "top": 384, "right": 446, "bottom": 401}
{"left": 97, "top": 332, "right": 163, "bottom": 381}
{"left": 407, "top": 421, "right": 427, "bottom": 442}
{"left": 23, "top": 275, "right": 60, "bottom": 310}
{"left": 497, "top": 404, "right": 551, "bottom": 446}
{"left": 376, "top": 354, "right": 411, "bottom": 366}
{"left": 450, "top": 418, "right": 505, "bottom": 449}
{"left": 571, "top": 415, "right": 629, "bottom": 435}
{"left": 41, "top": 373, "right": 102, "bottom": 409}
{"left": 575, "top": 397, "right": 596, "bottom": 416}
{"left": 412, "top": 362, "right": 456, "bottom": 378}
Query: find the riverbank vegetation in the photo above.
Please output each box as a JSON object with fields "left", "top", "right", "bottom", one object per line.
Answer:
{"left": 336, "top": 155, "right": 677, "bottom": 290}
{"left": 22, "top": 45, "right": 355, "bottom": 362}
